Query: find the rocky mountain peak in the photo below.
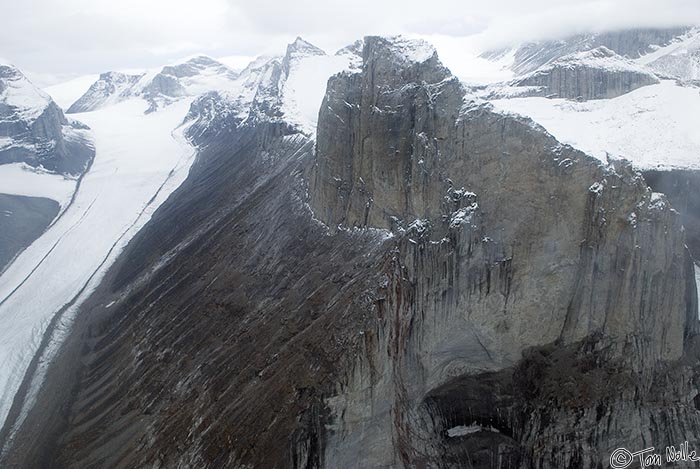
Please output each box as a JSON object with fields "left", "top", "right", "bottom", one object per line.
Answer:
{"left": 67, "top": 71, "right": 143, "bottom": 113}
{"left": 0, "top": 63, "right": 93, "bottom": 175}
{"left": 0, "top": 63, "right": 53, "bottom": 122}
{"left": 281, "top": 37, "right": 326, "bottom": 77}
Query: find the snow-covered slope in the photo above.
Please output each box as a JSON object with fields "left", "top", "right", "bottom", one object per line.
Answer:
{"left": 491, "top": 80, "right": 700, "bottom": 170}
{"left": 44, "top": 74, "right": 99, "bottom": 109}
{"left": 186, "top": 38, "right": 360, "bottom": 138}
{"left": 638, "top": 27, "right": 700, "bottom": 81}
{"left": 0, "top": 38, "right": 367, "bottom": 438}
{"left": 0, "top": 96, "right": 197, "bottom": 439}
{"left": 0, "top": 61, "right": 93, "bottom": 176}
{"left": 279, "top": 38, "right": 361, "bottom": 134}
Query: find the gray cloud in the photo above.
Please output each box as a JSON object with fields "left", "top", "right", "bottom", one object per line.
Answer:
{"left": 1, "top": 0, "right": 699, "bottom": 83}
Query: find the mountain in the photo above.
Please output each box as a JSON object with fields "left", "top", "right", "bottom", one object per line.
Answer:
{"left": 483, "top": 26, "right": 700, "bottom": 267}
{"left": 482, "top": 26, "right": 691, "bottom": 76}
{"left": 2, "top": 35, "right": 698, "bottom": 469}
{"left": 0, "top": 61, "right": 93, "bottom": 176}
{"left": 638, "top": 26, "right": 700, "bottom": 82}
{"left": 507, "top": 46, "right": 660, "bottom": 100}
{"left": 67, "top": 55, "right": 240, "bottom": 114}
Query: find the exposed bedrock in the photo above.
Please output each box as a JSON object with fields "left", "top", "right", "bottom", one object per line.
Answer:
{"left": 311, "top": 36, "right": 700, "bottom": 467}
{"left": 644, "top": 169, "right": 700, "bottom": 262}
{"left": 2, "top": 36, "right": 699, "bottom": 469}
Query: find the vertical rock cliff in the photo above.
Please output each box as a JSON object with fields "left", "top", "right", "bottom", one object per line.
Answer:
{"left": 2, "top": 36, "right": 699, "bottom": 469}
{"left": 310, "top": 36, "right": 700, "bottom": 467}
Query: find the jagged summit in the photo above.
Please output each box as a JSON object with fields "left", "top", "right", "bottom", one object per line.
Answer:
{"left": 160, "top": 55, "right": 237, "bottom": 79}
{"left": 67, "top": 55, "right": 240, "bottom": 114}
{"left": 286, "top": 37, "right": 326, "bottom": 57}
{"left": 554, "top": 46, "right": 657, "bottom": 72}
{"left": 67, "top": 71, "right": 143, "bottom": 113}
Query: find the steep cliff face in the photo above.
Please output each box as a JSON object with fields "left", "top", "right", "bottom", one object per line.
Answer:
{"left": 0, "top": 63, "right": 93, "bottom": 176}
{"left": 3, "top": 36, "right": 699, "bottom": 469}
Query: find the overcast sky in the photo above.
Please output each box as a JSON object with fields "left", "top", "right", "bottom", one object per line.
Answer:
{"left": 2, "top": 0, "right": 700, "bottom": 85}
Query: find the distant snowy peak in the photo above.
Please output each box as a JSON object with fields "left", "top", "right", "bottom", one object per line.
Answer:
{"left": 285, "top": 37, "right": 326, "bottom": 60}
{"left": 0, "top": 63, "right": 93, "bottom": 176}
{"left": 638, "top": 27, "right": 700, "bottom": 81}
{"left": 483, "top": 27, "right": 693, "bottom": 77}
{"left": 67, "top": 71, "right": 143, "bottom": 113}
{"left": 67, "top": 56, "right": 240, "bottom": 114}
{"left": 381, "top": 36, "right": 437, "bottom": 64}
{"left": 0, "top": 64, "right": 53, "bottom": 122}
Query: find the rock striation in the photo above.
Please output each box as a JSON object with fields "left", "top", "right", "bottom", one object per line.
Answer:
{"left": 309, "top": 36, "right": 699, "bottom": 467}
{"left": 2, "top": 35, "right": 699, "bottom": 469}
{"left": 0, "top": 63, "right": 93, "bottom": 176}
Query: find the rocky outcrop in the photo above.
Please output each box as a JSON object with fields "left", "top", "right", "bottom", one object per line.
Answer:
{"left": 510, "top": 47, "right": 659, "bottom": 100}
{"left": 310, "top": 36, "right": 700, "bottom": 466}
{"left": 0, "top": 63, "right": 93, "bottom": 175}
{"left": 2, "top": 36, "right": 699, "bottom": 469}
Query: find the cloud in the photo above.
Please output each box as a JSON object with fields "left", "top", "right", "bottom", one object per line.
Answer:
{"left": 1, "top": 0, "right": 699, "bottom": 77}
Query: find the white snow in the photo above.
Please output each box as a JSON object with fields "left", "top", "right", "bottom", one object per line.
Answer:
{"left": 0, "top": 163, "right": 77, "bottom": 207}
{"left": 44, "top": 74, "right": 100, "bottom": 109}
{"left": 491, "top": 81, "right": 700, "bottom": 170}
{"left": 387, "top": 36, "right": 436, "bottom": 63}
{"left": 544, "top": 47, "right": 653, "bottom": 74}
{"left": 0, "top": 96, "right": 196, "bottom": 433}
{"left": 0, "top": 65, "right": 52, "bottom": 122}
{"left": 281, "top": 54, "right": 355, "bottom": 135}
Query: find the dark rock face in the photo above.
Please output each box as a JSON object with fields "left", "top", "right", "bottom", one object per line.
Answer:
{"left": 3, "top": 36, "right": 699, "bottom": 469}
{"left": 0, "top": 64, "right": 94, "bottom": 176}
{"left": 68, "top": 56, "right": 239, "bottom": 114}
{"left": 0, "top": 194, "right": 59, "bottom": 272}
{"left": 512, "top": 47, "right": 659, "bottom": 100}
